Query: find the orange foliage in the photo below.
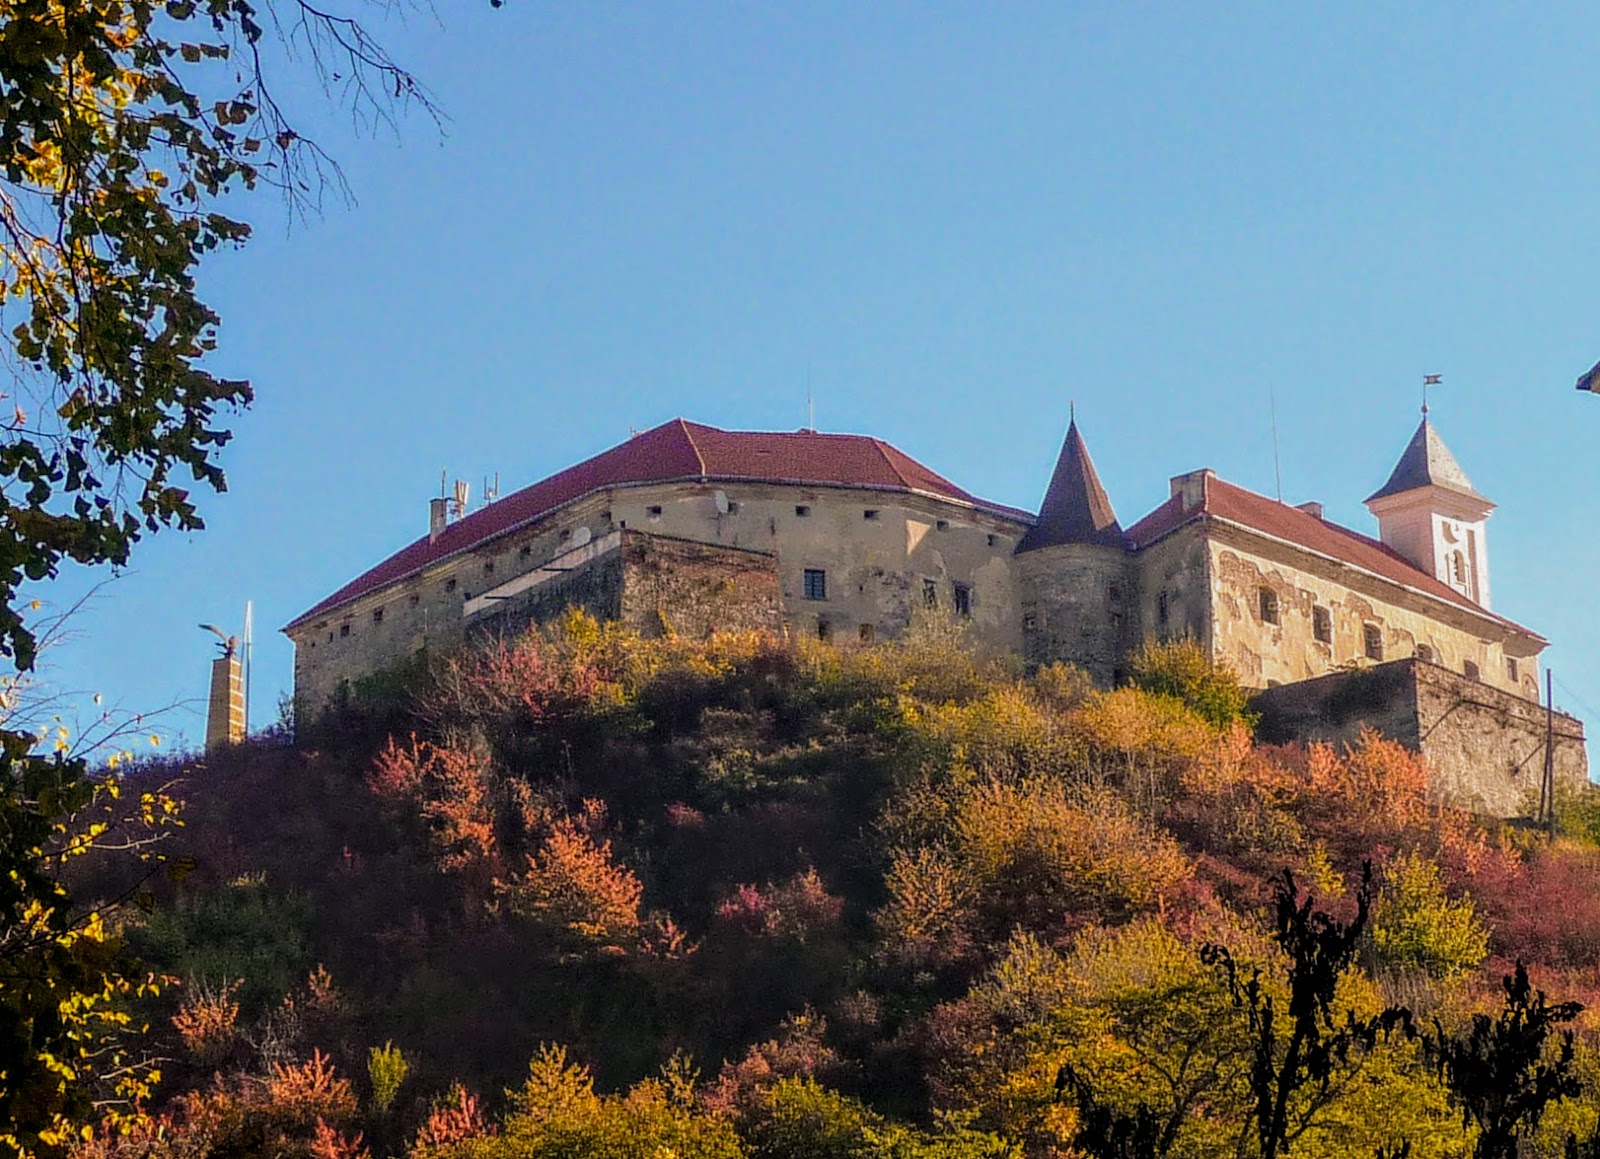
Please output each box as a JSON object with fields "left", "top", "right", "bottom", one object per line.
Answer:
{"left": 414, "top": 1082, "right": 492, "bottom": 1150}
{"left": 370, "top": 736, "right": 499, "bottom": 878}
{"left": 500, "top": 814, "right": 645, "bottom": 954}
{"left": 701, "top": 1009, "right": 839, "bottom": 1117}
{"left": 171, "top": 979, "right": 241, "bottom": 1065}
{"left": 263, "top": 1050, "right": 359, "bottom": 1121}
{"left": 309, "top": 1117, "right": 371, "bottom": 1159}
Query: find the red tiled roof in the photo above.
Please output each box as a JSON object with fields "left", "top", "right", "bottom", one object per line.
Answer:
{"left": 1124, "top": 474, "right": 1540, "bottom": 639}
{"left": 287, "top": 419, "right": 1030, "bottom": 628}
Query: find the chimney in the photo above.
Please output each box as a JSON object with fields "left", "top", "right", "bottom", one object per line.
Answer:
{"left": 1296, "top": 500, "right": 1325, "bottom": 520}
{"left": 1168, "top": 469, "right": 1215, "bottom": 512}
{"left": 429, "top": 497, "right": 448, "bottom": 542}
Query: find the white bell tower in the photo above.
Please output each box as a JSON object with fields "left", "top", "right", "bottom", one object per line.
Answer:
{"left": 1364, "top": 417, "right": 1494, "bottom": 609}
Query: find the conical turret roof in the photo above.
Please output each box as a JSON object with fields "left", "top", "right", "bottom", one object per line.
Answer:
{"left": 1365, "top": 418, "right": 1488, "bottom": 504}
{"left": 1017, "top": 417, "right": 1125, "bottom": 552}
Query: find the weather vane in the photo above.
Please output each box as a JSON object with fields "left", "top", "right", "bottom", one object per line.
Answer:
{"left": 1422, "top": 373, "right": 1442, "bottom": 416}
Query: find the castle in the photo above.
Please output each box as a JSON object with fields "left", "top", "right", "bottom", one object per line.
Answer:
{"left": 285, "top": 414, "right": 1587, "bottom": 814}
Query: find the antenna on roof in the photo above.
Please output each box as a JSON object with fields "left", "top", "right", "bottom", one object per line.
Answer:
{"left": 1269, "top": 382, "right": 1284, "bottom": 503}
{"left": 806, "top": 362, "right": 815, "bottom": 433}
{"left": 440, "top": 470, "right": 447, "bottom": 499}
{"left": 483, "top": 472, "right": 499, "bottom": 506}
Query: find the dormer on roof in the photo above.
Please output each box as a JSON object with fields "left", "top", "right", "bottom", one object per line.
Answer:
{"left": 1365, "top": 417, "right": 1495, "bottom": 608}
{"left": 1017, "top": 416, "right": 1125, "bottom": 553}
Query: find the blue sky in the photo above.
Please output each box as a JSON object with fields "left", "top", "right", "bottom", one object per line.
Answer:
{"left": 34, "top": 2, "right": 1600, "bottom": 749}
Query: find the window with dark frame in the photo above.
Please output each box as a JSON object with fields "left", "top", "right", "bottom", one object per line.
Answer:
{"left": 1312, "top": 606, "right": 1332, "bottom": 644}
{"left": 863, "top": 509, "right": 880, "bottom": 521}
{"left": 859, "top": 623, "right": 875, "bottom": 644}
{"left": 1157, "top": 590, "right": 1169, "bottom": 628}
{"left": 936, "top": 519, "right": 950, "bottom": 531}
{"left": 1259, "top": 587, "right": 1280, "bottom": 625}
{"left": 795, "top": 505, "right": 810, "bottom": 517}
{"left": 372, "top": 607, "right": 384, "bottom": 624}
{"left": 803, "top": 569, "right": 827, "bottom": 601}
{"left": 1464, "top": 660, "right": 1481, "bottom": 681}
{"left": 1363, "top": 624, "right": 1383, "bottom": 661}
{"left": 340, "top": 623, "right": 350, "bottom": 638}
{"left": 445, "top": 578, "right": 457, "bottom": 593}
{"left": 1507, "top": 657, "right": 1520, "bottom": 683}
{"left": 647, "top": 505, "right": 663, "bottom": 519}
{"left": 952, "top": 582, "right": 972, "bottom": 618}
{"left": 923, "top": 579, "right": 938, "bottom": 609}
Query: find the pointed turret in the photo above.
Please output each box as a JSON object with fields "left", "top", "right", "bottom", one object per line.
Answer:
{"left": 1017, "top": 417, "right": 1124, "bottom": 552}
{"left": 1365, "top": 418, "right": 1487, "bottom": 504}
{"left": 1365, "top": 417, "right": 1495, "bottom": 608}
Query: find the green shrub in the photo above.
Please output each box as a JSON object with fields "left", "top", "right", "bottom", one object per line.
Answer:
{"left": 368, "top": 1040, "right": 409, "bottom": 1114}
{"left": 1370, "top": 852, "right": 1489, "bottom": 979}
{"left": 1126, "top": 638, "right": 1256, "bottom": 730}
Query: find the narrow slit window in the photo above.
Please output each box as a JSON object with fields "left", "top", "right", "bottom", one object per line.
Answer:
{"left": 952, "top": 582, "right": 972, "bottom": 618}
{"left": 1157, "top": 590, "right": 1169, "bottom": 627}
{"left": 803, "top": 569, "right": 827, "bottom": 601}
{"left": 1507, "top": 657, "right": 1520, "bottom": 683}
{"left": 923, "top": 579, "right": 938, "bottom": 609}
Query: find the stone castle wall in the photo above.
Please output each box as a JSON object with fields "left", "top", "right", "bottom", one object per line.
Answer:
{"left": 1015, "top": 544, "right": 1130, "bottom": 685}
{"left": 1252, "top": 658, "right": 1587, "bottom": 817}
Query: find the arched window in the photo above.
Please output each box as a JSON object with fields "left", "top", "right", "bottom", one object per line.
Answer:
{"left": 1450, "top": 551, "right": 1466, "bottom": 585}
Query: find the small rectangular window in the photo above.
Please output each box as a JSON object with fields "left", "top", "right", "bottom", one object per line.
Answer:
{"left": 1464, "top": 660, "right": 1481, "bottom": 681}
{"left": 863, "top": 509, "right": 880, "bottom": 521}
{"left": 647, "top": 505, "right": 663, "bottom": 519}
{"left": 952, "top": 582, "right": 972, "bottom": 618}
{"left": 520, "top": 545, "right": 533, "bottom": 558}
{"left": 803, "top": 569, "right": 827, "bottom": 601}
{"left": 923, "top": 579, "right": 938, "bottom": 609}
{"left": 1312, "top": 606, "right": 1332, "bottom": 644}
{"left": 1023, "top": 612, "right": 1039, "bottom": 631}
{"left": 1259, "top": 587, "right": 1280, "bottom": 626}
{"left": 409, "top": 593, "right": 420, "bottom": 607}
{"left": 372, "top": 607, "right": 384, "bottom": 624}
{"left": 727, "top": 500, "right": 741, "bottom": 514}
{"left": 1507, "top": 657, "right": 1519, "bottom": 683}
{"left": 817, "top": 619, "right": 832, "bottom": 642}
{"left": 445, "top": 578, "right": 457, "bottom": 593}
{"left": 795, "top": 505, "right": 810, "bottom": 517}
{"left": 1108, "top": 583, "right": 1123, "bottom": 605}
{"left": 340, "top": 623, "right": 351, "bottom": 638}
{"left": 1363, "top": 624, "right": 1384, "bottom": 661}
{"left": 986, "top": 533, "right": 998, "bottom": 547}
{"left": 936, "top": 519, "right": 950, "bottom": 531}
{"left": 1416, "top": 644, "right": 1435, "bottom": 664}
{"left": 484, "top": 560, "right": 495, "bottom": 574}
{"left": 859, "top": 623, "right": 875, "bottom": 644}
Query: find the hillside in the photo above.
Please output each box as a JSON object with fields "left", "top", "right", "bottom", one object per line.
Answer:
{"left": 91, "top": 615, "right": 1600, "bottom": 1158}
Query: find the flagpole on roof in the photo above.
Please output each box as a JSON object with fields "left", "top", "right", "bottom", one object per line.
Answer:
{"left": 1422, "top": 373, "right": 1441, "bottom": 416}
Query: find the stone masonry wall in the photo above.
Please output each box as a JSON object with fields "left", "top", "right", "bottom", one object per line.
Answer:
{"left": 617, "top": 532, "right": 783, "bottom": 638}
{"left": 1015, "top": 544, "right": 1131, "bottom": 686}
{"left": 1251, "top": 658, "right": 1586, "bottom": 817}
